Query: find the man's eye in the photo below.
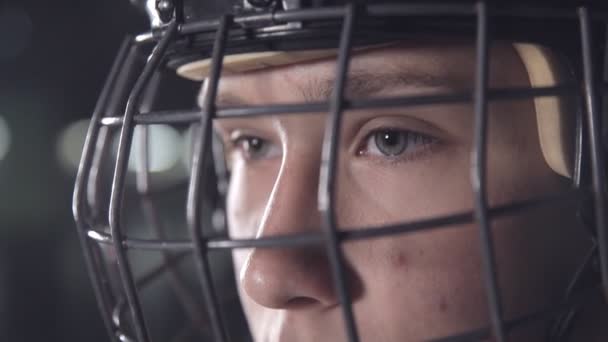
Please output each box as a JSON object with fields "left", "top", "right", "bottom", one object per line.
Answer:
{"left": 231, "top": 135, "right": 279, "bottom": 161}
{"left": 360, "top": 129, "right": 436, "bottom": 159}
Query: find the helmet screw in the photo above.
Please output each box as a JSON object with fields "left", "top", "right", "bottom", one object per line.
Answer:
{"left": 156, "top": 0, "right": 175, "bottom": 23}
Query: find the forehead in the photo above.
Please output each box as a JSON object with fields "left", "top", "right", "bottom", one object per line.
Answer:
{"left": 202, "top": 41, "right": 527, "bottom": 106}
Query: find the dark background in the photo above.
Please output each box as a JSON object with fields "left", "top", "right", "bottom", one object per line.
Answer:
{"left": 0, "top": 1, "right": 148, "bottom": 341}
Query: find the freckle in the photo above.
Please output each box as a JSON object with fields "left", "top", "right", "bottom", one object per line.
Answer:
{"left": 439, "top": 296, "right": 448, "bottom": 313}
{"left": 391, "top": 251, "right": 407, "bottom": 268}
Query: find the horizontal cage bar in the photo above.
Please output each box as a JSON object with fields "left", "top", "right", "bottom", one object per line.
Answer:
{"left": 85, "top": 188, "right": 584, "bottom": 252}
{"left": 99, "top": 84, "right": 579, "bottom": 126}
{"left": 130, "top": 4, "right": 608, "bottom": 42}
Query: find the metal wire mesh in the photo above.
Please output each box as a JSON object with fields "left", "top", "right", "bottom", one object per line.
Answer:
{"left": 72, "top": 2, "right": 608, "bottom": 341}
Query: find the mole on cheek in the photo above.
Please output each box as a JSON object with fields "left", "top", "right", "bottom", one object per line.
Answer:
{"left": 390, "top": 250, "right": 408, "bottom": 268}
{"left": 439, "top": 296, "right": 448, "bottom": 313}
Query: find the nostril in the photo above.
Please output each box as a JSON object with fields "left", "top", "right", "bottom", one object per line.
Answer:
{"left": 285, "top": 297, "right": 320, "bottom": 309}
{"left": 241, "top": 242, "right": 342, "bottom": 309}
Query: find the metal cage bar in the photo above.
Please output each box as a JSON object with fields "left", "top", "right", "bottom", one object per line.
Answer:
{"left": 135, "top": 71, "right": 161, "bottom": 195}
{"left": 318, "top": 4, "right": 360, "bottom": 342}
{"left": 604, "top": 23, "right": 608, "bottom": 148}
{"left": 86, "top": 125, "right": 111, "bottom": 218}
{"left": 87, "top": 37, "right": 144, "bottom": 220}
{"left": 99, "top": 41, "right": 160, "bottom": 341}
{"left": 85, "top": 188, "right": 583, "bottom": 253}
{"left": 107, "top": 21, "right": 178, "bottom": 342}
{"left": 185, "top": 14, "right": 233, "bottom": 342}
{"left": 175, "top": 3, "right": 608, "bottom": 38}
{"left": 73, "top": 36, "right": 134, "bottom": 342}
{"left": 471, "top": 2, "right": 506, "bottom": 341}
{"left": 98, "top": 84, "right": 578, "bottom": 126}
{"left": 135, "top": 68, "right": 210, "bottom": 336}
{"left": 579, "top": 7, "right": 608, "bottom": 300}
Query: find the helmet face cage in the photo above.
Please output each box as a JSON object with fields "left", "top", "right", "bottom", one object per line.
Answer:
{"left": 72, "top": 1, "right": 608, "bottom": 341}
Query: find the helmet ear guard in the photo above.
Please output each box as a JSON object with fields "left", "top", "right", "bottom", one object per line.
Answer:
{"left": 177, "top": 43, "right": 577, "bottom": 179}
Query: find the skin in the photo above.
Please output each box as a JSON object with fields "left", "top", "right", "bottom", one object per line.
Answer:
{"left": 206, "top": 41, "right": 599, "bottom": 341}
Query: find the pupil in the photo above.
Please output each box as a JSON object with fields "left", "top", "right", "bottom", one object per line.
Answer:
{"left": 383, "top": 132, "right": 399, "bottom": 146}
{"left": 247, "top": 138, "right": 262, "bottom": 152}
{"left": 375, "top": 130, "right": 407, "bottom": 156}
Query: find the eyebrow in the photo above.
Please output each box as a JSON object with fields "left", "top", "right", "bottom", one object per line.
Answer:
{"left": 204, "top": 68, "right": 468, "bottom": 108}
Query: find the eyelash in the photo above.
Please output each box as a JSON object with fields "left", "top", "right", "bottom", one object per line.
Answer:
{"left": 357, "top": 128, "right": 437, "bottom": 163}
{"left": 228, "top": 128, "right": 437, "bottom": 163}
{"left": 229, "top": 135, "right": 279, "bottom": 161}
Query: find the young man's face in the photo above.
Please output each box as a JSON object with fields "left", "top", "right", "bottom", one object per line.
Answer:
{"left": 209, "top": 42, "right": 588, "bottom": 341}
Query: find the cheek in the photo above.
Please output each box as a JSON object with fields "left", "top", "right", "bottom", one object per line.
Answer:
{"left": 336, "top": 144, "right": 472, "bottom": 228}
{"left": 226, "top": 161, "right": 276, "bottom": 239}
{"left": 342, "top": 226, "right": 489, "bottom": 340}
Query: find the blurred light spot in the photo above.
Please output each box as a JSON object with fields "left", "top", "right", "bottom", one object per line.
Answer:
{"left": 128, "top": 125, "right": 182, "bottom": 173}
{"left": 182, "top": 125, "right": 228, "bottom": 184}
{"left": 181, "top": 125, "right": 196, "bottom": 170}
{"left": 212, "top": 209, "right": 226, "bottom": 232}
{"left": 56, "top": 119, "right": 89, "bottom": 172}
{"left": 0, "top": 116, "right": 11, "bottom": 161}
{"left": 57, "top": 123, "right": 186, "bottom": 185}
{"left": 0, "top": 7, "right": 33, "bottom": 61}
{"left": 87, "top": 230, "right": 110, "bottom": 243}
{"left": 129, "top": 0, "right": 149, "bottom": 11}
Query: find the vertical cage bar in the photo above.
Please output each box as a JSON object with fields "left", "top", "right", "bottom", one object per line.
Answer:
{"left": 136, "top": 125, "right": 150, "bottom": 194}
{"left": 603, "top": 23, "right": 608, "bottom": 146}
{"left": 87, "top": 40, "right": 144, "bottom": 218}
{"left": 185, "top": 15, "right": 232, "bottom": 342}
{"left": 86, "top": 125, "right": 111, "bottom": 217}
{"left": 72, "top": 36, "right": 133, "bottom": 342}
{"left": 108, "top": 22, "right": 178, "bottom": 342}
{"left": 471, "top": 2, "right": 506, "bottom": 341}
{"left": 135, "top": 71, "right": 161, "bottom": 195}
{"left": 136, "top": 68, "right": 209, "bottom": 336}
{"left": 318, "top": 4, "right": 360, "bottom": 342}
{"left": 85, "top": 44, "right": 145, "bottom": 338}
{"left": 579, "top": 7, "right": 608, "bottom": 299}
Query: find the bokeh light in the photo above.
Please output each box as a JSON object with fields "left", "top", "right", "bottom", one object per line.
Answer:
{"left": 128, "top": 125, "right": 183, "bottom": 173}
{"left": 56, "top": 119, "right": 89, "bottom": 172}
{"left": 182, "top": 125, "right": 196, "bottom": 170}
{"left": 57, "top": 121, "right": 186, "bottom": 177}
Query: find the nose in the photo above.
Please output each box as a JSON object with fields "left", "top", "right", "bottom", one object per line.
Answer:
{"left": 240, "top": 154, "right": 339, "bottom": 310}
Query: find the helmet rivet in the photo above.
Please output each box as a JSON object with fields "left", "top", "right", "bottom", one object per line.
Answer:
{"left": 156, "top": 0, "right": 175, "bottom": 22}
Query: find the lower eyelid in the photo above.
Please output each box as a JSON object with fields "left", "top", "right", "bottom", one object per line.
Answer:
{"left": 370, "top": 143, "right": 440, "bottom": 165}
